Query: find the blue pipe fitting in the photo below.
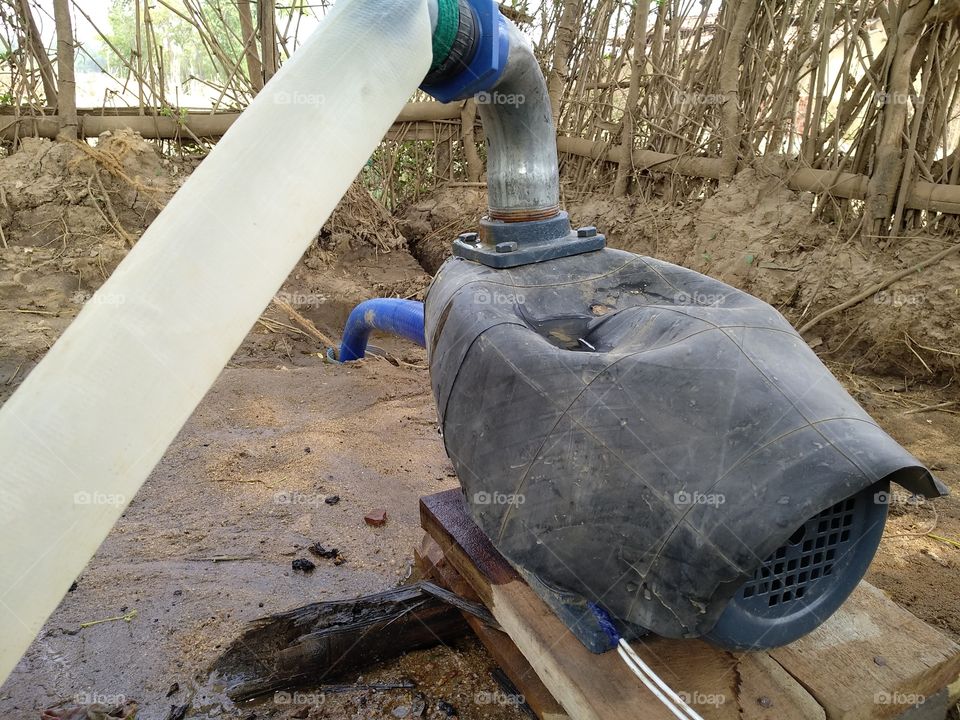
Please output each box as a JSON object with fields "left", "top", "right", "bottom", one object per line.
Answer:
{"left": 338, "top": 299, "right": 426, "bottom": 362}
{"left": 420, "top": 0, "right": 508, "bottom": 103}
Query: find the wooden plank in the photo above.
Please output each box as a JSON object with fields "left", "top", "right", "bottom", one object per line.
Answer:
{"left": 420, "top": 489, "right": 960, "bottom": 720}
{"left": 736, "top": 653, "right": 826, "bottom": 720}
{"left": 769, "top": 581, "right": 960, "bottom": 720}
{"left": 419, "top": 490, "right": 820, "bottom": 720}
{"left": 415, "top": 534, "right": 569, "bottom": 720}
{"left": 420, "top": 490, "right": 674, "bottom": 719}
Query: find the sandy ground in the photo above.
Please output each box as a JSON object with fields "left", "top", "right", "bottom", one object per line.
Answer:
{"left": 1, "top": 135, "right": 958, "bottom": 719}
{"left": 860, "top": 381, "right": 960, "bottom": 641}
{"left": 1, "top": 286, "right": 527, "bottom": 720}
{"left": 1, "top": 347, "right": 532, "bottom": 719}
{"left": 0, "top": 134, "right": 522, "bottom": 719}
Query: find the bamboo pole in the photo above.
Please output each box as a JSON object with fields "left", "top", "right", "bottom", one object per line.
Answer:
{"left": 134, "top": 0, "right": 143, "bottom": 112}
{"left": 12, "top": 108, "right": 960, "bottom": 215}
{"left": 14, "top": 0, "right": 58, "bottom": 106}
{"left": 717, "top": 0, "right": 758, "bottom": 178}
{"left": 613, "top": 0, "right": 650, "bottom": 197}
{"left": 0, "top": 102, "right": 462, "bottom": 139}
{"left": 237, "top": 0, "right": 264, "bottom": 92}
{"left": 547, "top": 0, "right": 579, "bottom": 125}
{"left": 459, "top": 99, "right": 483, "bottom": 183}
{"left": 259, "top": 0, "right": 278, "bottom": 83}
{"left": 52, "top": 0, "right": 76, "bottom": 140}
{"left": 555, "top": 136, "right": 960, "bottom": 214}
{"left": 864, "top": 0, "right": 934, "bottom": 234}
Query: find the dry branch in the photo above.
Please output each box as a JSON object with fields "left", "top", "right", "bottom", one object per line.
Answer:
{"left": 270, "top": 297, "right": 336, "bottom": 348}
{"left": 797, "top": 242, "right": 960, "bottom": 335}
{"left": 14, "top": 0, "right": 58, "bottom": 106}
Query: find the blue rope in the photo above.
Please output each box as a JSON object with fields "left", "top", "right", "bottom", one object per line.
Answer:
{"left": 588, "top": 602, "right": 621, "bottom": 647}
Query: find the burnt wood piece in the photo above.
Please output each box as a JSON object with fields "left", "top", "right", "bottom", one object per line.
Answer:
{"left": 211, "top": 581, "right": 488, "bottom": 701}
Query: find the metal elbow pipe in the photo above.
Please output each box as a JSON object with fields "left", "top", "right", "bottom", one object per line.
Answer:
{"left": 421, "top": 0, "right": 560, "bottom": 222}
{"left": 477, "top": 23, "right": 560, "bottom": 222}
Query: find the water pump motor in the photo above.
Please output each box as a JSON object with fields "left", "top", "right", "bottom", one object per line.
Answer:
{"left": 418, "top": 0, "right": 946, "bottom": 653}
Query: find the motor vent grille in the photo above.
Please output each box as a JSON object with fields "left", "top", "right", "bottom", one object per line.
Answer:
{"left": 738, "top": 496, "right": 857, "bottom": 608}
{"left": 706, "top": 482, "right": 888, "bottom": 650}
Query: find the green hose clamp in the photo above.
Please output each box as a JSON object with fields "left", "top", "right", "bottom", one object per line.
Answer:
{"left": 431, "top": 0, "right": 460, "bottom": 73}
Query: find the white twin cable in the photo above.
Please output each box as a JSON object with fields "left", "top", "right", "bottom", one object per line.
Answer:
{"left": 617, "top": 638, "right": 706, "bottom": 720}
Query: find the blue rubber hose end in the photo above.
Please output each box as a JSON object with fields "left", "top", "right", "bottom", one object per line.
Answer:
{"left": 338, "top": 299, "right": 426, "bottom": 362}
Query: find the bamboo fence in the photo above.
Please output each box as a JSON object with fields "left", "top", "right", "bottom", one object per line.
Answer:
{"left": 2, "top": 0, "right": 960, "bottom": 232}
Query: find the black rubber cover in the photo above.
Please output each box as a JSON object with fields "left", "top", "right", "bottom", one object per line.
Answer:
{"left": 424, "top": 248, "right": 946, "bottom": 641}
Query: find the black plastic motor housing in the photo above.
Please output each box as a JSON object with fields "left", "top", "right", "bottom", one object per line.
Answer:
{"left": 424, "top": 247, "right": 945, "bottom": 651}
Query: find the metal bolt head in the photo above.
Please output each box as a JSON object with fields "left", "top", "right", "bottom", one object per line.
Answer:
{"left": 495, "top": 241, "right": 518, "bottom": 254}
{"left": 457, "top": 232, "right": 480, "bottom": 245}
{"left": 577, "top": 225, "right": 598, "bottom": 238}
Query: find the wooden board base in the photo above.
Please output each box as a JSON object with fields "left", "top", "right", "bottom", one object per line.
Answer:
{"left": 419, "top": 489, "right": 960, "bottom": 720}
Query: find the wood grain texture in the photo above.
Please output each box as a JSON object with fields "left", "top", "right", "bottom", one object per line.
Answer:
{"left": 416, "top": 534, "right": 569, "bottom": 720}
{"left": 421, "top": 489, "right": 960, "bottom": 720}
{"left": 769, "top": 582, "right": 960, "bottom": 720}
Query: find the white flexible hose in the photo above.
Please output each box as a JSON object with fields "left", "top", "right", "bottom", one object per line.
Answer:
{"left": 618, "top": 639, "right": 706, "bottom": 720}
{"left": 0, "top": 0, "right": 432, "bottom": 683}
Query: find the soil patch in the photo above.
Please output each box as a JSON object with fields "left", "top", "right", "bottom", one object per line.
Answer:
{"left": 399, "top": 175, "right": 960, "bottom": 379}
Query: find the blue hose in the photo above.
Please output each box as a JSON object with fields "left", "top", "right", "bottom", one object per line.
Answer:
{"left": 338, "top": 299, "right": 426, "bottom": 362}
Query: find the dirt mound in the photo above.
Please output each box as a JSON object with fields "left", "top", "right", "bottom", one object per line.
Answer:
{"left": 326, "top": 180, "right": 408, "bottom": 253}
{"left": 0, "top": 129, "right": 182, "bottom": 247}
{"left": 398, "top": 186, "right": 487, "bottom": 274}
{"left": 0, "top": 132, "right": 430, "bottom": 402}
{"left": 398, "top": 174, "right": 960, "bottom": 381}
{"left": 0, "top": 131, "right": 184, "bottom": 398}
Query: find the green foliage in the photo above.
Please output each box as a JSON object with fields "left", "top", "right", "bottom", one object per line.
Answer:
{"left": 363, "top": 141, "right": 443, "bottom": 211}
{"left": 76, "top": 50, "right": 108, "bottom": 73}
{"left": 159, "top": 104, "right": 189, "bottom": 123}
{"left": 101, "top": 0, "right": 246, "bottom": 86}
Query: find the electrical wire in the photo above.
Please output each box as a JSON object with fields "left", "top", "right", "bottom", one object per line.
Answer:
{"left": 617, "top": 639, "right": 706, "bottom": 720}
